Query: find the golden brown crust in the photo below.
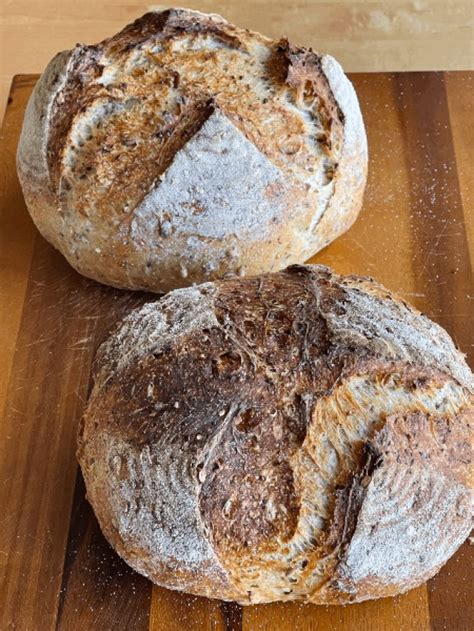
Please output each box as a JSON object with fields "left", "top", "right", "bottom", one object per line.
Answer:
{"left": 78, "top": 264, "right": 473, "bottom": 604}
{"left": 17, "top": 9, "right": 367, "bottom": 293}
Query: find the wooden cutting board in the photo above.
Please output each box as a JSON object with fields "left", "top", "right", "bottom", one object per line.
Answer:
{"left": 0, "top": 73, "right": 472, "bottom": 631}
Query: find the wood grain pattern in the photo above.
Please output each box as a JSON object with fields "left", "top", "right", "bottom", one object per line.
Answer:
{"left": 445, "top": 72, "right": 474, "bottom": 260}
{"left": 149, "top": 584, "right": 243, "bottom": 631}
{"left": 0, "top": 72, "right": 472, "bottom": 631}
{"left": 0, "top": 75, "right": 36, "bottom": 426}
{"left": 57, "top": 476, "right": 151, "bottom": 630}
{"left": 1, "top": 1, "right": 474, "bottom": 122}
{"left": 243, "top": 588, "right": 431, "bottom": 631}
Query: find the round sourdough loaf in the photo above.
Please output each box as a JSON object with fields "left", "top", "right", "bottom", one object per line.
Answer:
{"left": 17, "top": 9, "right": 367, "bottom": 293}
{"left": 78, "top": 264, "right": 473, "bottom": 604}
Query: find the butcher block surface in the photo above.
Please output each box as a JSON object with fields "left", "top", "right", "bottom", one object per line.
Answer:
{"left": 0, "top": 72, "right": 472, "bottom": 631}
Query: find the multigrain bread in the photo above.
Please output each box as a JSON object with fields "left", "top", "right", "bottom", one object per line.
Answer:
{"left": 17, "top": 9, "right": 367, "bottom": 293}
{"left": 78, "top": 264, "right": 473, "bottom": 604}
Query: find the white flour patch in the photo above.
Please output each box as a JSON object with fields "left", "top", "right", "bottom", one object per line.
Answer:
{"left": 131, "top": 108, "right": 292, "bottom": 242}
{"left": 96, "top": 284, "right": 218, "bottom": 381}
{"left": 340, "top": 464, "right": 472, "bottom": 585}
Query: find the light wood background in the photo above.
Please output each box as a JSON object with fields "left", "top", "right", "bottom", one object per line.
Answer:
{"left": 1, "top": 0, "right": 474, "bottom": 123}
{"left": 0, "top": 71, "right": 473, "bottom": 631}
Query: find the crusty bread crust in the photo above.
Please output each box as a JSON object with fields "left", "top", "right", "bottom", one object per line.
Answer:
{"left": 78, "top": 264, "right": 473, "bottom": 604}
{"left": 17, "top": 9, "right": 367, "bottom": 293}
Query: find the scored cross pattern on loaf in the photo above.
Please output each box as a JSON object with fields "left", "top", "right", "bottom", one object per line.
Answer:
{"left": 17, "top": 9, "right": 367, "bottom": 293}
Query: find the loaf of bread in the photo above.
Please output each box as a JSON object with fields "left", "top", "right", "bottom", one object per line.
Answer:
{"left": 17, "top": 9, "right": 367, "bottom": 293}
{"left": 78, "top": 264, "right": 473, "bottom": 604}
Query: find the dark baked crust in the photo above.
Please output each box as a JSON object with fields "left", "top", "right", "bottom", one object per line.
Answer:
{"left": 78, "top": 264, "right": 473, "bottom": 603}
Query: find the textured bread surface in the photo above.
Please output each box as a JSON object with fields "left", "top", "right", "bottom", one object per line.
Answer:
{"left": 17, "top": 9, "right": 367, "bottom": 293}
{"left": 78, "top": 264, "right": 473, "bottom": 604}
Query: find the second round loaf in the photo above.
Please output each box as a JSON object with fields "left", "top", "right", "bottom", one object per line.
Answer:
{"left": 78, "top": 264, "right": 473, "bottom": 604}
